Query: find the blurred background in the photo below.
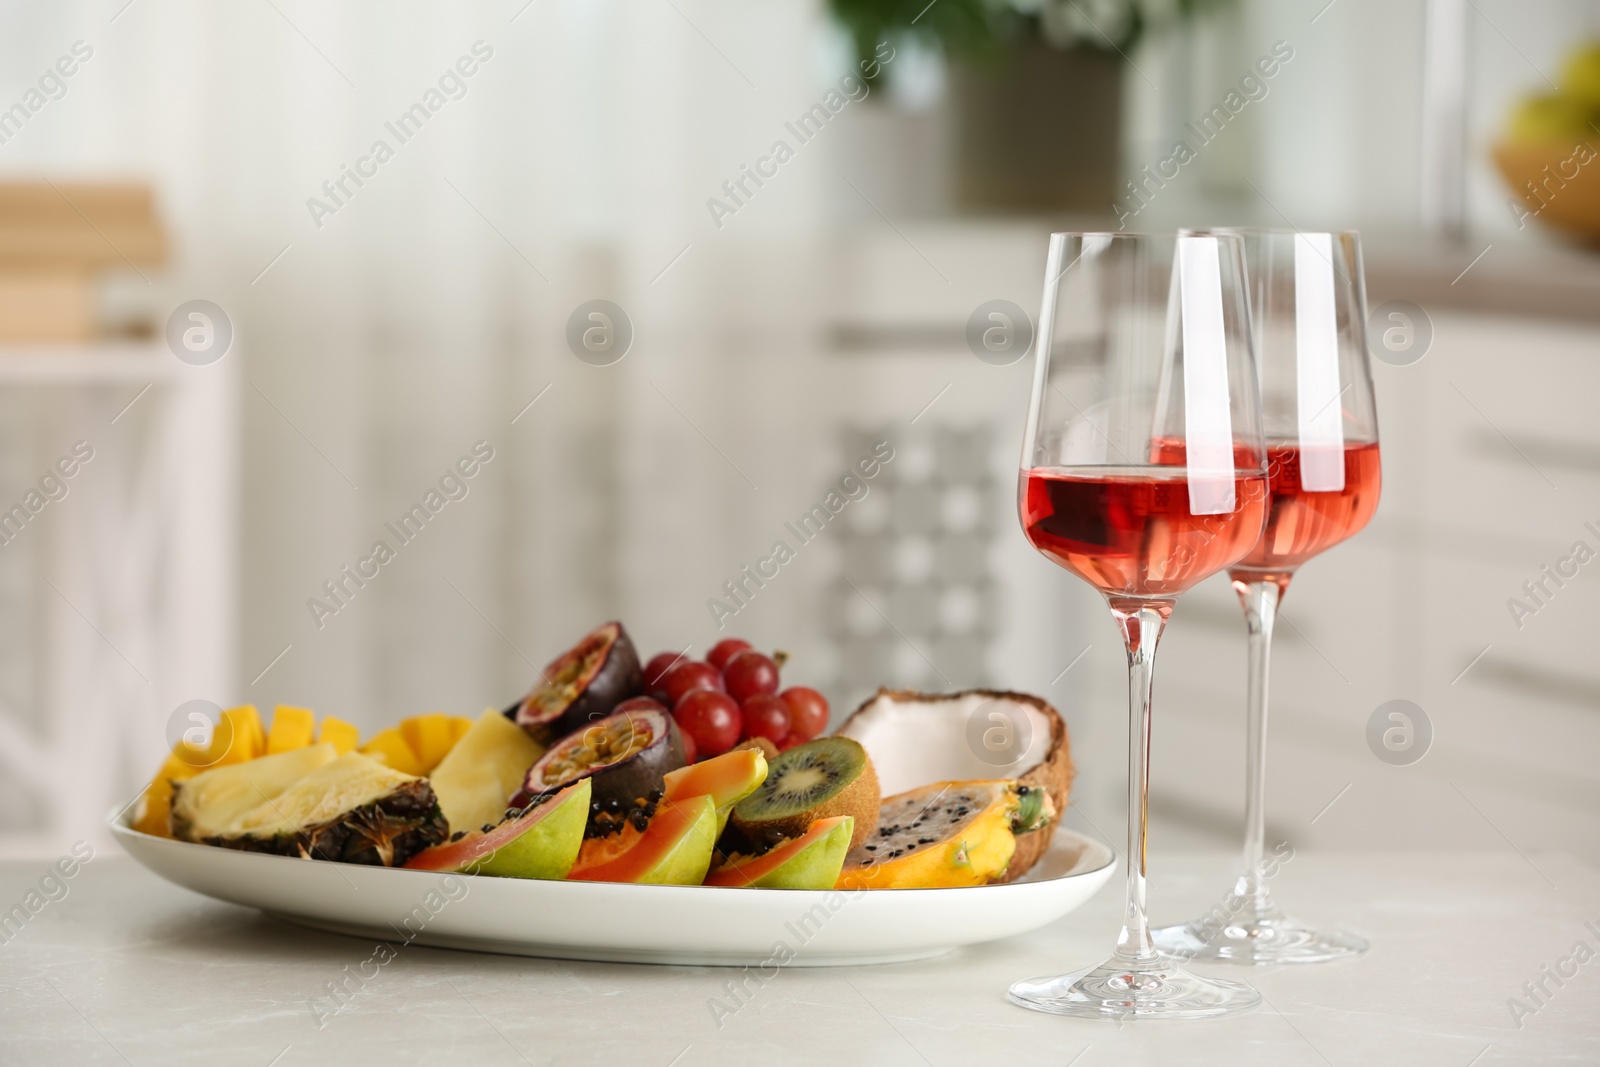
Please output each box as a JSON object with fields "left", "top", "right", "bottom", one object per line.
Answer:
{"left": 0, "top": 0, "right": 1596, "bottom": 888}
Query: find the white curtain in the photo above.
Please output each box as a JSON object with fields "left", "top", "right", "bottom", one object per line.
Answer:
{"left": 0, "top": 0, "right": 846, "bottom": 764}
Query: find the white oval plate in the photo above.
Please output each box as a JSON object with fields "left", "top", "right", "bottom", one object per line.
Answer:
{"left": 110, "top": 808, "right": 1114, "bottom": 967}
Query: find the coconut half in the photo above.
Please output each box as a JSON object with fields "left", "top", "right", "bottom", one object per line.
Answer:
{"left": 836, "top": 688, "right": 1073, "bottom": 882}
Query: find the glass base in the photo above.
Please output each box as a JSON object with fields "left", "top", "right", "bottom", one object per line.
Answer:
{"left": 1152, "top": 914, "right": 1369, "bottom": 965}
{"left": 1008, "top": 954, "right": 1262, "bottom": 1020}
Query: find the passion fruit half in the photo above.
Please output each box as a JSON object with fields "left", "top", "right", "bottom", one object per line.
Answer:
{"left": 510, "top": 704, "right": 685, "bottom": 812}
{"left": 509, "top": 621, "right": 644, "bottom": 740}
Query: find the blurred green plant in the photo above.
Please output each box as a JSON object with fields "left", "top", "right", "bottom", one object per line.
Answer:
{"left": 832, "top": 0, "right": 1224, "bottom": 80}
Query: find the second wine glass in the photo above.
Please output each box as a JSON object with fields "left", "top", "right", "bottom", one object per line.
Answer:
{"left": 1012, "top": 232, "right": 1268, "bottom": 1019}
{"left": 1152, "top": 229, "right": 1381, "bottom": 965}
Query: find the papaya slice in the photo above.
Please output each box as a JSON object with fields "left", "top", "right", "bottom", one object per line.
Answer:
{"left": 405, "top": 779, "right": 590, "bottom": 879}
{"left": 568, "top": 794, "right": 717, "bottom": 886}
{"left": 705, "top": 816, "right": 853, "bottom": 889}
{"left": 662, "top": 746, "right": 766, "bottom": 836}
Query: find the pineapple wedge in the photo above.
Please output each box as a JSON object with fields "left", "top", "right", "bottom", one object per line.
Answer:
{"left": 214, "top": 752, "right": 446, "bottom": 866}
{"left": 428, "top": 709, "right": 545, "bottom": 833}
{"left": 266, "top": 706, "right": 317, "bottom": 754}
{"left": 170, "top": 742, "right": 337, "bottom": 841}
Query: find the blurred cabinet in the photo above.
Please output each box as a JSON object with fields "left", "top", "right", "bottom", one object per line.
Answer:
{"left": 825, "top": 225, "right": 1600, "bottom": 865}
{"left": 0, "top": 345, "right": 236, "bottom": 857}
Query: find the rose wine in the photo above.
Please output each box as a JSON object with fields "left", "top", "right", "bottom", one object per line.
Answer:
{"left": 1021, "top": 466, "right": 1269, "bottom": 601}
{"left": 1230, "top": 440, "right": 1380, "bottom": 583}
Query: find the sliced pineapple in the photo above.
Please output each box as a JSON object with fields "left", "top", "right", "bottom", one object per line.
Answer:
{"left": 266, "top": 706, "right": 317, "bottom": 754}
{"left": 317, "top": 715, "right": 360, "bottom": 755}
{"left": 171, "top": 742, "right": 337, "bottom": 841}
{"left": 428, "top": 709, "right": 545, "bottom": 832}
{"left": 215, "top": 752, "right": 446, "bottom": 866}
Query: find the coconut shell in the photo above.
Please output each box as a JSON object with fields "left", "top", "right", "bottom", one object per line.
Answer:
{"left": 837, "top": 687, "right": 1073, "bottom": 883}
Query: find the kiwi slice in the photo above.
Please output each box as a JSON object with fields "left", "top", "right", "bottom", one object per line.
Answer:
{"left": 730, "top": 737, "right": 879, "bottom": 852}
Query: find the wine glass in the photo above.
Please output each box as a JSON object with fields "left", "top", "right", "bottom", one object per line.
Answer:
{"left": 1152, "top": 229, "right": 1379, "bottom": 964}
{"left": 1012, "top": 232, "right": 1269, "bottom": 1019}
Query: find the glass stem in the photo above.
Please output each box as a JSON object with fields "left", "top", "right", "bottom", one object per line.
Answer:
{"left": 1233, "top": 578, "right": 1283, "bottom": 921}
{"left": 1109, "top": 598, "right": 1171, "bottom": 964}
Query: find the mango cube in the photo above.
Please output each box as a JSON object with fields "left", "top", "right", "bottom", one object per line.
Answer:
{"left": 360, "top": 728, "right": 424, "bottom": 777}
{"left": 266, "top": 706, "right": 317, "bottom": 754}
{"left": 398, "top": 713, "right": 457, "bottom": 774}
{"left": 317, "top": 716, "right": 360, "bottom": 755}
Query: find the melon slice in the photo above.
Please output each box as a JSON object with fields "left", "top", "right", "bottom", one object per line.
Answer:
{"left": 837, "top": 688, "right": 1072, "bottom": 881}
{"left": 170, "top": 742, "right": 338, "bottom": 841}
{"left": 705, "top": 816, "right": 853, "bottom": 889}
{"left": 662, "top": 746, "right": 766, "bottom": 836}
{"left": 405, "top": 779, "right": 589, "bottom": 878}
{"left": 266, "top": 706, "right": 317, "bottom": 754}
{"left": 429, "top": 709, "right": 545, "bottom": 834}
{"left": 567, "top": 794, "right": 717, "bottom": 885}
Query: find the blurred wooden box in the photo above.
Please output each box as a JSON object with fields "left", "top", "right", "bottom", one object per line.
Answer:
{"left": 0, "top": 182, "right": 166, "bottom": 343}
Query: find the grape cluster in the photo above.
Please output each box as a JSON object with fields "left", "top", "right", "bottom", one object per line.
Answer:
{"left": 639, "top": 639, "right": 829, "bottom": 762}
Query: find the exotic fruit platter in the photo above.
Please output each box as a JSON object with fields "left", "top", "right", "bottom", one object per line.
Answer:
{"left": 114, "top": 622, "right": 1115, "bottom": 965}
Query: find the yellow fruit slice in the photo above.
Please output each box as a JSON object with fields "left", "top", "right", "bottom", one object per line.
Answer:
{"left": 447, "top": 715, "right": 474, "bottom": 746}
{"left": 398, "top": 713, "right": 457, "bottom": 774}
{"left": 429, "top": 710, "right": 544, "bottom": 833}
{"left": 133, "top": 751, "right": 200, "bottom": 838}
{"left": 171, "top": 742, "right": 337, "bottom": 841}
{"left": 213, "top": 705, "right": 265, "bottom": 766}
{"left": 361, "top": 727, "right": 424, "bottom": 777}
{"left": 317, "top": 716, "right": 360, "bottom": 755}
{"left": 266, "top": 705, "right": 317, "bottom": 754}
{"left": 835, "top": 780, "right": 1023, "bottom": 890}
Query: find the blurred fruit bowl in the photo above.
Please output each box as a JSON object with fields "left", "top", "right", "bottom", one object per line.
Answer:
{"left": 1493, "top": 138, "right": 1600, "bottom": 243}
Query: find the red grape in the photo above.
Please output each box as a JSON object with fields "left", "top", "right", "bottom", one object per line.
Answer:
{"left": 779, "top": 687, "right": 829, "bottom": 741}
{"left": 723, "top": 650, "right": 779, "bottom": 703}
{"left": 679, "top": 727, "right": 698, "bottom": 764}
{"left": 644, "top": 651, "right": 686, "bottom": 701}
{"left": 707, "top": 638, "right": 753, "bottom": 673}
{"left": 663, "top": 661, "right": 724, "bottom": 707}
{"left": 742, "top": 693, "right": 791, "bottom": 744}
{"left": 673, "top": 689, "right": 742, "bottom": 758}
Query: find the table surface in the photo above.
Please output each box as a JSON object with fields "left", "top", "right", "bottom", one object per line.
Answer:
{"left": 0, "top": 850, "right": 1595, "bottom": 1066}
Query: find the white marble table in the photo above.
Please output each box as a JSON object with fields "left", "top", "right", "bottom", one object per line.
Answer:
{"left": 1, "top": 851, "right": 1595, "bottom": 1066}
